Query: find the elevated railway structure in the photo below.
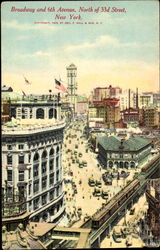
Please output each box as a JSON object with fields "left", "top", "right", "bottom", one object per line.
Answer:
{"left": 83, "top": 153, "right": 160, "bottom": 248}
{"left": 60, "top": 154, "right": 160, "bottom": 248}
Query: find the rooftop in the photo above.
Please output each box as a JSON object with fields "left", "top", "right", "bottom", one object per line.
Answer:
{"left": 29, "top": 222, "right": 56, "bottom": 236}
{"left": 98, "top": 135, "right": 151, "bottom": 151}
{"left": 2, "top": 118, "right": 65, "bottom": 135}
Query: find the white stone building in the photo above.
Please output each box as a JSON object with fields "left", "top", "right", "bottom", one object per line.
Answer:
{"left": 10, "top": 99, "right": 61, "bottom": 120}
{"left": 2, "top": 118, "right": 65, "bottom": 223}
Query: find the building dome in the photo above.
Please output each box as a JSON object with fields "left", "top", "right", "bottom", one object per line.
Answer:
{"left": 69, "top": 63, "right": 76, "bottom": 67}
{"left": 67, "top": 63, "right": 77, "bottom": 69}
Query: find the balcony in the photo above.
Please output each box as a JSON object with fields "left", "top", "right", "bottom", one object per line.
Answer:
{"left": 2, "top": 195, "right": 27, "bottom": 218}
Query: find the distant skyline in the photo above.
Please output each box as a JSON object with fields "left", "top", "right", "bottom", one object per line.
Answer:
{"left": 2, "top": 1, "right": 159, "bottom": 95}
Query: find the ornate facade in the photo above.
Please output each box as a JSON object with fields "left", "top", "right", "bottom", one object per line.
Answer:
{"left": 2, "top": 118, "right": 65, "bottom": 223}
{"left": 98, "top": 135, "right": 152, "bottom": 168}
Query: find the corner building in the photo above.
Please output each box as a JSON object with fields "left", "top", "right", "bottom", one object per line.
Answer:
{"left": 2, "top": 119, "right": 65, "bottom": 223}
{"left": 98, "top": 135, "right": 152, "bottom": 168}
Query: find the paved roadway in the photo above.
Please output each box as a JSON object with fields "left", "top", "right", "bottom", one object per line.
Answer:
{"left": 61, "top": 119, "right": 143, "bottom": 228}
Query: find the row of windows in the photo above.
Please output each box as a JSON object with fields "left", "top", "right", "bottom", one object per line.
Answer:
{"left": 7, "top": 144, "right": 24, "bottom": 150}
{"left": 30, "top": 171, "right": 60, "bottom": 194}
{"left": 7, "top": 155, "right": 25, "bottom": 165}
{"left": 32, "top": 186, "right": 61, "bottom": 210}
{"left": 33, "top": 158, "right": 59, "bottom": 177}
{"left": 7, "top": 170, "right": 24, "bottom": 181}
{"left": 33, "top": 148, "right": 60, "bottom": 161}
{"left": 6, "top": 150, "right": 61, "bottom": 165}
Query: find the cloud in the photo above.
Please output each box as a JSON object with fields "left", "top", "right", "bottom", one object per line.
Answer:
{"left": 65, "top": 35, "right": 119, "bottom": 51}
{"left": 2, "top": 57, "right": 159, "bottom": 96}
{"left": 23, "top": 51, "right": 51, "bottom": 58}
{"left": 64, "top": 35, "right": 154, "bottom": 52}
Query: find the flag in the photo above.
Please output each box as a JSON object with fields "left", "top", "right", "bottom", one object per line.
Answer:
{"left": 22, "top": 90, "right": 26, "bottom": 96}
{"left": 55, "top": 79, "right": 67, "bottom": 92}
{"left": 24, "top": 76, "right": 31, "bottom": 85}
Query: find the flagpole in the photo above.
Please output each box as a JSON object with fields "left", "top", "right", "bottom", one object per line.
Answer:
{"left": 53, "top": 91, "right": 55, "bottom": 120}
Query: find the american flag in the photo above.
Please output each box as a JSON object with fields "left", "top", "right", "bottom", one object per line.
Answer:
{"left": 55, "top": 79, "right": 67, "bottom": 92}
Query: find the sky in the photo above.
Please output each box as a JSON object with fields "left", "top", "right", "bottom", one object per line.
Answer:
{"left": 1, "top": 1, "right": 159, "bottom": 96}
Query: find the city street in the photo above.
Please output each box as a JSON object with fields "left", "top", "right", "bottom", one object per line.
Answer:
{"left": 61, "top": 119, "right": 142, "bottom": 228}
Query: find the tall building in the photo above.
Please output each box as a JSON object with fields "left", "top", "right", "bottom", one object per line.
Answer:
{"left": 66, "top": 63, "right": 78, "bottom": 116}
{"left": 142, "top": 107, "right": 159, "bottom": 128}
{"left": 118, "top": 89, "right": 134, "bottom": 111}
{"left": 93, "top": 85, "right": 122, "bottom": 101}
{"left": 2, "top": 118, "right": 65, "bottom": 223}
{"left": 88, "top": 98, "right": 120, "bottom": 129}
{"left": 133, "top": 92, "right": 160, "bottom": 109}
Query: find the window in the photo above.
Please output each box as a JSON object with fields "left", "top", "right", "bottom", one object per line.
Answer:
{"left": 7, "top": 187, "right": 13, "bottom": 199}
{"left": 42, "top": 162, "right": 47, "bottom": 174}
{"left": 56, "top": 170, "right": 59, "bottom": 182}
{"left": 33, "top": 165, "right": 39, "bottom": 178}
{"left": 33, "top": 198, "right": 39, "bottom": 210}
{"left": 7, "top": 145, "right": 12, "bottom": 150}
{"left": 19, "top": 170, "right": 24, "bottom": 181}
{"left": 50, "top": 148, "right": 54, "bottom": 156}
{"left": 28, "top": 169, "right": 31, "bottom": 179}
{"left": 50, "top": 190, "right": 54, "bottom": 201}
{"left": 49, "top": 173, "right": 54, "bottom": 186}
{"left": 18, "top": 144, "right": 24, "bottom": 150}
{"left": 49, "top": 159, "right": 54, "bottom": 171}
{"left": 19, "top": 155, "right": 24, "bottom": 164}
{"left": 34, "top": 153, "right": 39, "bottom": 163}
{"left": 28, "top": 154, "right": 31, "bottom": 163}
{"left": 56, "top": 157, "right": 59, "bottom": 169}
{"left": 7, "top": 155, "right": 12, "bottom": 165}
{"left": 42, "top": 150, "right": 47, "bottom": 159}
{"left": 7, "top": 170, "right": 12, "bottom": 181}
{"left": 42, "top": 194, "right": 47, "bottom": 205}
{"left": 42, "top": 177, "right": 47, "bottom": 190}
{"left": 33, "top": 181, "right": 39, "bottom": 193}
{"left": 56, "top": 186, "right": 60, "bottom": 197}
{"left": 29, "top": 184, "right": 32, "bottom": 195}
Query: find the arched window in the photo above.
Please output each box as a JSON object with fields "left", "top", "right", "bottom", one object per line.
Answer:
{"left": 33, "top": 152, "right": 39, "bottom": 162}
{"left": 130, "top": 161, "right": 135, "bottom": 168}
{"left": 109, "top": 161, "right": 113, "bottom": 168}
{"left": 120, "top": 161, "right": 124, "bottom": 168}
{"left": 49, "top": 148, "right": 54, "bottom": 156}
{"left": 42, "top": 150, "right": 47, "bottom": 159}
{"left": 49, "top": 108, "right": 57, "bottom": 119}
{"left": 56, "top": 146, "right": 60, "bottom": 154}
{"left": 54, "top": 109, "right": 57, "bottom": 119}
{"left": 124, "top": 162, "right": 129, "bottom": 168}
{"left": 36, "top": 108, "right": 44, "bottom": 119}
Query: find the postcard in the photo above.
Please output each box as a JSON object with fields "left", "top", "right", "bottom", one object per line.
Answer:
{"left": 2, "top": 1, "right": 160, "bottom": 249}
